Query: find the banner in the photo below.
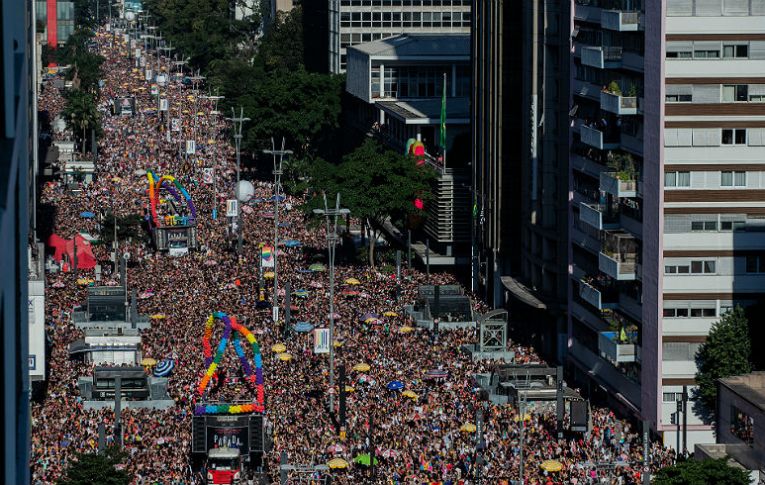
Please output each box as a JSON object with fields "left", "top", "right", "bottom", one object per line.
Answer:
{"left": 185, "top": 140, "right": 196, "bottom": 155}
{"left": 157, "top": 73, "right": 167, "bottom": 86}
{"left": 28, "top": 279, "right": 46, "bottom": 380}
{"left": 150, "top": 84, "right": 158, "bottom": 96}
{"left": 226, "top": 199, "right": 238, "bottom": 218}
{"left": 145, "top": 68, "right": 153, "bottom": 81}
{"left": 159, "top": 98, "right": 168, "bottom": 111}
{"left": 202, "top": 168, "right": 214, "bottom": 184}
{"left": 314, "top": 328, "right": 330, "bottom": 354}
{"left": 114, "top": 96, "right": 136, "bottom": 116}
{"left": 260, "top": 245, "right": 274, "bottom": 268}
{"left": 134, "top": 48, "right": 141, "bottom": 59}
{"left": 171, "top": 118, "right": 181, "bottom": 132}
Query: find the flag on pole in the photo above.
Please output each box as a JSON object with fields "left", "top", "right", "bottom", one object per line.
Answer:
{"left": 439, "top": 73, "right": 447, "bottom": 149}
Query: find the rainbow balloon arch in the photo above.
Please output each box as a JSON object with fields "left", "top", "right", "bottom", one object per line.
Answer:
{"left": 195, "top": 311, "right": 265, "bottom": 415}
{"left": 146, "top": 171, "right": 197, "bottom": 228}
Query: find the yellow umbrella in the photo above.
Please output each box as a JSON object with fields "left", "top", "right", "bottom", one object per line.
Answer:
{"left": 399, "top": 326, "right": 414, "bottom": 334}
{"left": 264, "top": 271, "right": 275, "bottom": 279}
{"left": 150, "top": 314, "right": 166, "bottom": 320}
{"left": 460, "top": 423, "right": 477, "bottom": 433}
{"left": 333, "top": 340, "right": 344, "bottom": 348}
{"left": 187, "top": 95, "right": 195, "bottom": 101}
{"left": 182, "top": 109, "right": 190, "bottom": 114}
{"left": 141, "top": 358, "right": 157, "bottom": 367}
{"left": 196, "top": 111, "right": 205, "bottom": 116}
{"left": 111, "top": 177, "right": 122, "bottom": 182}
{"left": 344, "top": 278, "right": 361, "bottom": 285}
{"left": 383, "top": 311, "right": 398, "bottom": 317}
{"left": 352, "top": 363, "right": 371, "bottom": 372}
{"left": 277, "top": 352, "right": 293, "bottom": 362}
{"left": 540, "top": 460, "right": 563, "bottom": 473}
{"left": 402, "top": 390, "right": 418, "bottom": 400}
{"left": 327, "top": 458, "right": 349, "bottom": 470}
{"left": 514, "top": 413, "right": 532, "bottom": 422}
{"left": 76, "top": 278, "right": 93, "bottom": 286}
{"left": 208, "top": 139, "right": 216, "bottom": 145}
{"left": 271, "top": 344, "right": 286, "bottom": 353}
{"left": 344, "top": 386, "right": 355, "bottom": 393}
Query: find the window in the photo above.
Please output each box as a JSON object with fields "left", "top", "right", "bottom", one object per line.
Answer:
{"left": 722, "top": 84, "right": 749, "bottom": 102}
{"left": 723, "top": 44, "right": 749, "bottom": 58}
{"left": 691, "top": 220, "right": 718, "bottom": 231}
{"left": 721, "top": 170, "right": 746, "bottom": 186}
{"left": 722, "top": 130, "right": 746, "bottom": 145}
{"left": 694, "top": 49, "right": 720, "bottom": 58}
{"left": 745, "top": 255, "right": 765, "bottom": 273}
{"left": 720, "top": 220, "right": 745, "bottom": 231}
{"left": 690, "top": 260, "right": 716, "bottom": 273}
{"left": 730, "top": 406, "right": 754, "bottom": 445}
{"left": 666, "top": 93, "right": 692, "bottom": 102}
{"left": 664, "top": 171, "right": 691, "bottom": 187}
{"left": 665, "top": 264, "right": 691, "bottom": 274}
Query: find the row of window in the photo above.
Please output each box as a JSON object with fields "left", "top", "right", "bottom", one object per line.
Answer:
{"left": 340, "top": 0, "right": 472, "bottom": 5}
{"left": 371, "top": 65, "right": 470, "bottom": 99}
{"left": 666, "top": 41, "right": 765, "bottom": 60}
{"left": 664, "top": 128, "right": 765, "bottom": 147}
{"left": 664, "top": 170, "right": 748, "bottom": 188}
{"left": 664, "top": 214, "right": 762, "bottom": 234}
{"left": 665, "top": 260, "right": 716, "bottom": 275}
{"left": 666, "top": 84, "right": 765, "bottom": 104}
{"left": 667, "top": 0, "right": 765, "bottom": 16}
{"left": 663, "top": 307, "right": 717, "bottom": 318}
{"left": 745, "top": 255, "right": 765, "bottom": 273}
{"left": 662, "top": 342, "right": 703, "bottom": 361}
{"left": 663, "top": 391, "right": 693, "bottom": 403}
{"left": 340, "top": 10, "right": 471, "bottom": 29}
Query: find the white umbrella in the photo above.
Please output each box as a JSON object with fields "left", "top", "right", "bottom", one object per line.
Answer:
{"left": 134, "top": 169, "right": 147, "bottom": 176}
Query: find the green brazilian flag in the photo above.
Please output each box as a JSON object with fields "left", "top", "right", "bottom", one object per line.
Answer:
{"left": 439, "top": 73, "right": 447, "bottom": 149}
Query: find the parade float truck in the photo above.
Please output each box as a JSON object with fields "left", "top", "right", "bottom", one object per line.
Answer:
{"left": 205, "top": 447, "right": 244, "bottom": 485}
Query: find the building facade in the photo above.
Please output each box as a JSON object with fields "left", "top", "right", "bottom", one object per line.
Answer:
{"left": 471, "top": 0, "right": 570, "bottom": 361}
{"left": 569, "top": 0, "right": 765, "bottom": 449}
{"left": 345, "top": 34, "right": 472, "bottom": 263}
{"left": 1, "top": 1, "right": 33, "bottom": 483}
{"left": 34, "top": 0, "right": 75, "bottom": 47}
{"left": 329, "top": 0, "right": 471, "bottom": 73}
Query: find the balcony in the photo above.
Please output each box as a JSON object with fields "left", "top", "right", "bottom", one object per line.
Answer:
{"left": 599, "top": 231, "right": 638, "bottom": 280}
{"left": 599, "top": 330, "right": 639, "bottom": 364}
{"left": 600, "top": 91, "right": 638, "bottom": 115}
{"left": 600, "top": 171, "right": 637, "bottom": 198}
{"left": 581, "top": 45, "right": 623, "bottom": 69}
{"left": 601, "top": 10, "right": 641, "bottom": 31}
{"left": 579, "top": 202, "right": 619, "bottom": 230}
{"left": 579, "top": 278, "right": 618, "bottom": 310}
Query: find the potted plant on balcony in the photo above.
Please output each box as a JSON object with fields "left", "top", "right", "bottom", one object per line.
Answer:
{"left": 606, "top": 152, "right": 637, "bottom": 182}
{"left": 605, "top": 81, "right": 622, "bottom": 96}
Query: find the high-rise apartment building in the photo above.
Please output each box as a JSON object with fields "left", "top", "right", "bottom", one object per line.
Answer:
{"left": 1, "top": 1, "right": 33, "bottom": 483}
{"left": 328, "top": 0, "right": 471, "bottom": 73}
{"left": 569, "top": 0, "right": 765, "bottom": 449}
{"left": 472, "top": 0, "right": 570, "bottom": 361}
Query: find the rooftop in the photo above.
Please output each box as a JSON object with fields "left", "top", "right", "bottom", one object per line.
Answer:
{"left": 348, "top": 33, "right": 469, "bottom": 59}
{"left": 377, "top": 97, "right": 470, "bottom": 124}
{"left": 720, "top": 372, "right": 765, "bottom": 413}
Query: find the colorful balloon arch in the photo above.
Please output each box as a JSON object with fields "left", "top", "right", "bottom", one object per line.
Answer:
{"left": 195, "top": 311, "right": 265, "bottom": 415}
{"left": 146, "top": 171, "right": 197, "bottom": 228}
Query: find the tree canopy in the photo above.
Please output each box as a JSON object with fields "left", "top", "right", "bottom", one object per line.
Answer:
{"left": 653, "top": 458, "right": 750, "bottom": 485}
{"left": 62, "top": 90, "right": 100, "bottom": 153}
{"left": 694, "top": 306, "right": 752, "bottom": 420}
{"left": 310, "top": 139, "right": 435, "bottom": 265}
{"left": 57, "top": 448, "right": 131, "bottom": 485}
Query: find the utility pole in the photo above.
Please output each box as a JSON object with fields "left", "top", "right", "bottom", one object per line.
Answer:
{"left": 519, "top": 393, "right": 526, "bottom": 485}
{"left": 264, "top": 138, "right": 293, "bottom": 327}
{"left": 682, "top": 386, "right": 688, "bottom": 458}
{"left": 425, "top": 237, "right": 430, "bottom": 283}
{"left": 226, "top": 107, "right": 250, "bottom": 254}
{"left": 313, "top": 194, "right": 350, "bottom": 418}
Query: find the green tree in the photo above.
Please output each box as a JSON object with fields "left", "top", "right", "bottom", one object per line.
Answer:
{"left": 62, "top": 90, "right": 100, "bottom": 154}
{"left": 57, "top": 448, "right": 131, "bottom": 485}
{"left": 694, "top": 306, "right": 752, "bottom": 420}
{"left": 653, "top": 458, "right": 750, "bottom": 485}
{"left": 257, "top": 6, "right": 304, "bottom": 72}
{"left": 144, "top": 0, "right": 260, "bottom": 71}
{"left": 239, "top": 70, "right": 344, "bottom": 157}
{"left": 101, "top": 213, "right": 149, "bottom": 246}
{"left": 311, "top": 139, "right": 435, "bottom": 266}
{"left": 59, "top": 28, "right": 105, "bottom": 93}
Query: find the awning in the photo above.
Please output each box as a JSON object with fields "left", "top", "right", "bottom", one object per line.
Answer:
{"left": 500, "top": 276, "right": 546, "bottom": 310}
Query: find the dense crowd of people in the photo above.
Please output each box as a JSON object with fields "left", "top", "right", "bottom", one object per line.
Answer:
{"left": 31, "top": 29, "right": 675, "bottom": 485}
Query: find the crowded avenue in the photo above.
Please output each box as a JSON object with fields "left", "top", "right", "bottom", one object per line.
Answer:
{"left": 30, "top": 29, "right": 677, "bottom": 485}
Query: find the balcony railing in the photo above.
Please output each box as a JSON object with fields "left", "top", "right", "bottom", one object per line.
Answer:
{"left": 600, "top": 171, "right": 638, "bottom": 198}
{"left": 579, "top": 279, "right": 618, "bottom": 310}
{"left": 579, "top": 202, "right": 619, "bottom": 230}
{"left": 599, "top": 251, "right": 637, "bottom": 280}
{"left": 600, "top": 91, "right": 638, "bottom": 115}
{"left": 599, "top": 331, "right": 639, "bottom": 364}
{"left": 581, "top": 45, "right": 623, "bottom": 69}
{"left": 601, "top": 10, "right": 641, "bottom": 31}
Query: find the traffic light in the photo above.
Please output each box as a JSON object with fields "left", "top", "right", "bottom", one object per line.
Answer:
{"left": 670, "top": 412, "right": 677, "bottom": 425}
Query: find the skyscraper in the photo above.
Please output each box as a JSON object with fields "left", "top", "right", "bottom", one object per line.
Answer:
{"left": 472, "top": 0, "right": 570, "bottom": 361}
{"left": 0, "top": 1, "right": 33, "bottom": 483}
{"left": 569, "top": 0, "right": 765, "bottom": 449}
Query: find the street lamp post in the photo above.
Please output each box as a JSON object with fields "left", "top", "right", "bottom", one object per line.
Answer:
{"left": 226, "top": 108, "right": 250, "bottom": 254}
{"left": 264, "top": 138, "right": 293, "bottom": 330}
{"left": 313, "top": 193, "right": 350, "bottom": 418}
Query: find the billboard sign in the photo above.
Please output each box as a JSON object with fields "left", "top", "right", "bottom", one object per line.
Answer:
{"left": 260, "top": 245, "right": 274, "bottom": 268}
{"left": 313, "top": 328, "right": 330, "bottom": 354}
{"left": 28, "top": 280, "right": 46, "bottom": 381}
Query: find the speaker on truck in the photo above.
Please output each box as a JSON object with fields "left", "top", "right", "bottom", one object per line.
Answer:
{"left": 570, "top": 399, "right": 589, "bottom": 432}
{"left": 249, "top": 415, "right": 264, "bottom": 453}
{"left": 192, "top": 416, "right": 207, "bottom": 454}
